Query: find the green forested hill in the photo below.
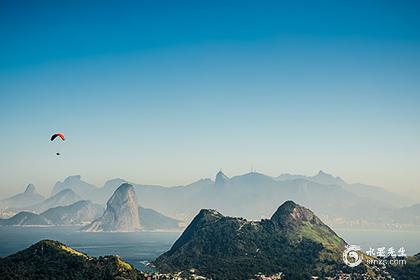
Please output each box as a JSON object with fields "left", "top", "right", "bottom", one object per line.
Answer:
{"left": 0, "top": 240, "right": 143, "bottom": 280}
{"left": 155, "top": 201, "right": 351, "bottom": 279}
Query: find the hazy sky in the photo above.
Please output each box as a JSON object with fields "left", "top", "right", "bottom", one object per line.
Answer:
{"left": 0, "top": 0, "right": 419, "bottom": 198}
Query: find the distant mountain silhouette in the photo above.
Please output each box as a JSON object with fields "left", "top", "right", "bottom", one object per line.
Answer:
{"left": 0, "top": 200, "right": 103, "bottom": 226}
{"left": 2, "top": 171, "right": 418, "bottom": 229}
{"left": 277, "top": 170, "right": 410, "bottom": 207}
{"left": 41, "top": 200, "right": 104, "bottom": 225}
{"left": 117, "top": 171, "right": 415, "bottom": 229}
{"left": 0, "top": 211, "right": 52, "bottom": 226}
{"left": 83, "top": 184, "right": 141, "bottom": 232}
{"left": 51, "top": 175, "right": 96, "bottom": 197}
{"left": 28, "top": 189, "right": 82, "bottom": 213}
{"left": 87, "top": 178, "right": 127, "bottom": 202}
{"left": 215, "top": 171, "right": 229, "bottom": 188}
{"left": 0, "top": 182, "right": 182, "bottom": 229}
{"left": 138, "top": 206, "right": 181, "bottom": 231}
{"left": 83, "top": 183, "right": 182, "bottom": 232}
{"left": 0, "top": 184, "right": 44, "bottom": 209}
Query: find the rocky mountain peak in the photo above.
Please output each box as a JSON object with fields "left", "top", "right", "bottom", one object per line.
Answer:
{"left": 215, "top": 171, "right": 229, "bottom": 187}
{"left": 271, "top": 200, "right": 323, "bottom": 228}
{"left": 64, "top": 175, "right": 82, "bottom": 183}
{"left": 82, "top": 183, "right": 140, "bottom": 232}
{"left": 183, "top": 209, "right": 224, "bottom": 233}
{"left": 51, "top": 175, "right": 96, "bottom": 197}
{"left": 107, "top": 183, "right": 136, "bottom": 206}
{"left": 103, "top": 178, "right": 127, "bottom": 189}
{"left": 312, "top": 170, "right": 346, "bottom": 186}
{"left": 198, "top": 209, "right": 224, "bottom": 220}
{"left": 0, "top": 184, "right": 45, "bottom": 210}
{"left": 24, "top": 184, "right": 36, "bottom": 194}
{"left": 315, "top": 170, "right": 335, "bottom": 180}
{"left": 168, "top": 208, "right": 224, "bottom": 252}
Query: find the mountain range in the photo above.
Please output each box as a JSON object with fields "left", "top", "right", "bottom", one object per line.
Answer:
{"left": 0, "top": 200, "right": 103, "bottom": 226}
{"left": 51, "top": 175, "right": 96, "bottom": 197}
{"left": 83, "top": 183, "right": 181, "bottom": 232}
{"left": 1, "top": 201, "right": 412, "bottom": 279}
{"left": 26, "top": 188, "right": 82, "bottom": 213}
{"left": 0, "top": 183, "right": 182, "bottom": 231}
{"left": 0, "top": 184, "right": 45, "bottom": 210}
{"left": 1, "top": 170, "right": 419, "bottom": 230}
{"left": 1, "top": 187, "right": 84, "bottom": 214}
{"left": 277, "top": 170, "right": 410, "bottom": 207}
{"left": 113, "top": 171, "right": 418, "bottom": 229}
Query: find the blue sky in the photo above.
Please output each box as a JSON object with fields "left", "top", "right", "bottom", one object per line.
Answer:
{"left": 0, "top": 0, "right": 419, "bottom": 197}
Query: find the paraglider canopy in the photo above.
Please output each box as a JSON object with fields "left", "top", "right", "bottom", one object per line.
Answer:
{"left": 51, "top": 133, "right": 65, "bottom": 141}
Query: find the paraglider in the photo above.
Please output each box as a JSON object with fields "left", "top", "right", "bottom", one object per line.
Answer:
{"left": 51, "top": 133, "right": 65, "bottom": 156}
{"left": 50, "top": 133, "right": 65, "bottom": 141}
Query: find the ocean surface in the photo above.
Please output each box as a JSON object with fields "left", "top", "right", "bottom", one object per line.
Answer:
{"left": 0, "top": 227, "right": 419, "bottom": 271}
{"left": 335, "top": 229, "right": 420, "bottom": 256}
{"left": 0, "top": 226, "right": 181, "bottom": 271}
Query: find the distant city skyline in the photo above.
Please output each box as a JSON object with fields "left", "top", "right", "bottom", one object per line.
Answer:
{"left": 0, "top": 1, "right": 419, "bottom": 199}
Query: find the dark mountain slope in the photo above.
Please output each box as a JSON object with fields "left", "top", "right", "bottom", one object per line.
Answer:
{"left": 155, "top": 201, "right": 350, "bottom": 279}
{"left": 0, "top": 240, "right": 141, "bottom": 280}
{"left": 0, "top": 211, "right": 52, "bottom": 226}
